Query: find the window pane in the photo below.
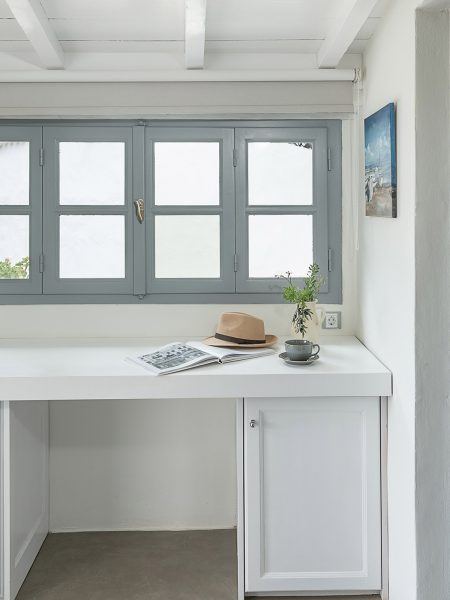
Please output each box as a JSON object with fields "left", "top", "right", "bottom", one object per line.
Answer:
{"left": 0, "top": 215, "right": 29, "bottom": 279}
{"left": 60, "top": 215, "right": 125, "bottom": 278}
{"left": 0, "top": 141, "right": 29, "bottom": 205}
{"left": 154, "top": 142, "right": 220, "bottom": 205}
{"left": 155, "top": 215, "right": 220, "bottom": 278}
{"left": 59, "top": 142, "right": 125, "bottom": 205}
{"left": 248, "top": 142, "right": 313, "bottom": 205}
{"left": 248, "top": 214, "right": 313, "bottom": 278}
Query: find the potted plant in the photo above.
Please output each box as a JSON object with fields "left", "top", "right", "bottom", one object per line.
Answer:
{"left": 276, "top": 263, "right": 325, "bottom": 342}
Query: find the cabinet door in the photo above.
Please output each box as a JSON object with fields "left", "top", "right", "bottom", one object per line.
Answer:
{"left": 244, "top": 396, "right": 381, "bottom": 593}
{"left": 0, "top": 404, "right": 4, "bottom": 600}
{"left": 10, "top": 401, "right": 49, "bottom": 600}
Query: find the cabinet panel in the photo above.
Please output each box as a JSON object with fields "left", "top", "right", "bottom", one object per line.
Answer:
{"left": 0, "top": 404, "right": 4, "bottom": 600}
{"left": 10, "top": 401, "right": 49, "bottom": 599}
{"left": 244, "top": 396, "right": 381, "bottom": 593}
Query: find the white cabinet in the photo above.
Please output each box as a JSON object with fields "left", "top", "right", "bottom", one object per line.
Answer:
{"left": 244, "top": 396, "right": 381, "bottom": 594}
{"left": 0, "top": 404, "right": 4, "bottom": 600}
{"left": 1, "top": 401, "right": 49, "bottom": 600}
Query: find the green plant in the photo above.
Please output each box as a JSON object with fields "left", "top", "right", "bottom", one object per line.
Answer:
{"left": 0, "top": 256, "right": 29, "bottom": 279}
{"left": 276, "top": 264, "right": 324, "bottom": 336}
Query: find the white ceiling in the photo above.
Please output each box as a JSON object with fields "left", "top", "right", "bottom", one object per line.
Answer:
{"left": 0, "top": 0, "right": 388, "bottom": 80}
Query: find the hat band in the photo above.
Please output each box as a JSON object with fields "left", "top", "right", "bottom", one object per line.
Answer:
{"left": 214, "top": 332, "right": 266, "bottom": 345}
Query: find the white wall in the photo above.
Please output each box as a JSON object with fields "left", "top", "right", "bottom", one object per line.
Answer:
{"left": 49, "top": 398, "right": 237, "bottom": 531}
{"left": 0, "top": 83, "right": 357, "bottom": 531}
{"left": 415, "top": 8, "right": 450, "bottom": 600}
{"left": 358, "top": 0, "right": 418, "bottom": 599}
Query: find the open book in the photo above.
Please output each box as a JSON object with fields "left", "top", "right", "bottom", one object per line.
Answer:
{"left": 126, "top": 341, "right": 275, "bottom": 375}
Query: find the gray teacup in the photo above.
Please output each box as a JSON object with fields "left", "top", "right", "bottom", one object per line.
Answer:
{"left": 285, "top": 339, "right": 320, "bottom": 361}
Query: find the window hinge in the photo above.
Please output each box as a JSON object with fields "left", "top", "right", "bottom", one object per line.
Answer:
{"left": 233, "top": 149, "right": 237, "bottom": 167}
{"left": 328, "top": 249, "right": 332, "bottom": 272}
{"left": 234, "top": 253, "right": 239, "bottom": 272}
{"left": 39, "top": 148, "right": 44, "bottom": 167}
{"left": 327, "top": 148, "right": 331, "bottom": 171}
{"left": 39, "top": 254, "right": 45, "bottom": 273}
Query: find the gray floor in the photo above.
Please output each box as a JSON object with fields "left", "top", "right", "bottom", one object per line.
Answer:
{"left": 16, "top": 531, "right": 381, "bottom": 600}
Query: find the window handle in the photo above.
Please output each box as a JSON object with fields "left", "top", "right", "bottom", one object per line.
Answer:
{"left": 134, "top": 199, "right": 145, "bottom": 224}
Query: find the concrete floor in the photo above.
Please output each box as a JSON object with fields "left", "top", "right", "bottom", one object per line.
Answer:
{"left": 16, "top": 530, "right": 381, "bottom": 600}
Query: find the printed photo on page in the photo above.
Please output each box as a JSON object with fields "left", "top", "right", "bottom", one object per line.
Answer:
{"left": 126, "top": 341, "right": 275, "bottom": 376}
{"left": 134, "top": 343, "right": 213, "bottom": 373}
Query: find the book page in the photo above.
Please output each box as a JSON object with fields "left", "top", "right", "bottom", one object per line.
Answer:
{"left": 127, "top": 342, "right": 216, "bottom": 375}
{"left": 189, "top": 341, "right": 275, "bottom": 361}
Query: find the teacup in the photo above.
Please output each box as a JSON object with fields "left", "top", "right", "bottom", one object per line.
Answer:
{"left": 285, "top": 339, "right": 320, "bottom": 361}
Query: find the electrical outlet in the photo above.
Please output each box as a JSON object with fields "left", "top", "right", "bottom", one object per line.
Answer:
{"left": 323, "top": 311, "right": 341, "bottom": 329}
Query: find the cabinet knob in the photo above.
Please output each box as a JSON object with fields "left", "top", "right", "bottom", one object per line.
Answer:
{"left": 249, "top": 419, "right": 257, "bottom": 428}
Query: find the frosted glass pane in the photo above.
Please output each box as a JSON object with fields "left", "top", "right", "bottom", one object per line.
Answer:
{"left": 155, "top": 142, "right": 220, "bottom": 205}
{"left": 60, "top": 215, "right": 125, "bottom": 278}
{"left": 59, "top": 142, "right": 125, "bottom": 205}
{"left": 155, "top": 215, "right": 220, "bottom": 278}
{"left": 248, "top": 142, "right": 313, "bottom": 205}
{"left": 0, "top": 215, "right": 29, "bottom": 279}
{"left": 248, "top": 214, "right": 313, "bottom": 278}
{"left": 0, "top": 141, "right": 29, "bottom": 205}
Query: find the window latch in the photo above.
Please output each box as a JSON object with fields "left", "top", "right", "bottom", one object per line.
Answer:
{"left": 133, "top": 199, "right": 145, "bottom": 224}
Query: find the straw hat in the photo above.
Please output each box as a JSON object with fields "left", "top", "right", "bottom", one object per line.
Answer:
{"left": 203, "top": 312, "right": 278, "bottom": 348}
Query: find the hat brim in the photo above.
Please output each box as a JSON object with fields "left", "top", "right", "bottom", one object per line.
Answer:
{"left": 202, "top": 334, "right": 279, "bottom": 349}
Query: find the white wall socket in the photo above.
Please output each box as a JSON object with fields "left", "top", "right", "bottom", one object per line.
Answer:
{"left": 323, "top": 311, "right": 341, "bottom": 329}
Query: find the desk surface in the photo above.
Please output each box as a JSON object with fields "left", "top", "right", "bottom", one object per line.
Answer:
{"left": 0, "top": 336, "right": 391, "bottom": 401}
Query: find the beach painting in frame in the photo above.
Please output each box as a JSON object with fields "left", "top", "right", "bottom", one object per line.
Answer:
{"left": 364, "top": 102, "right": 397, "bottom": 217}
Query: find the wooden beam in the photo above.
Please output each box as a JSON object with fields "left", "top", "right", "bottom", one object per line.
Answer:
{"left": 318, "top": 0, "right": 379, "bottom": 68}
{"left": 185, "top": 0, "right": 206, "bottom": 69}
{"left": 5, "top": 0, "right": 64, "bottom": 69}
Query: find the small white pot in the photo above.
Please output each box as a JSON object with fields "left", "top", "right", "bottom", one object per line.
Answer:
{"left": 290, "top": 301, "right": 325, "bottom": 344}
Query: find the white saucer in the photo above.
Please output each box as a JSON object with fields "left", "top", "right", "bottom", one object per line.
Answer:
{"left": 279, "top": 352, "right": 320, "bottom": 366}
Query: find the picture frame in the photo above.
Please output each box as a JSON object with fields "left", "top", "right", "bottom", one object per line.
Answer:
{"left": 364, "top": 102, "right": 397, "bottom": 218}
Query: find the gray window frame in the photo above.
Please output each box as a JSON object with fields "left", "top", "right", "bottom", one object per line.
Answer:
{"left": 42, "top": 125, "right": 134, "bottom": 295}
{"left": 235, "top": 126, "right": 329, "bottom": 294}
{"left": 0, "top": 125, "right": 43, "bottom": 295}
{"left": 0, "top": 119, "right": 342, "bottom": 304}
{"left": 145, "top": 126, "right": 235, "bottom": 294}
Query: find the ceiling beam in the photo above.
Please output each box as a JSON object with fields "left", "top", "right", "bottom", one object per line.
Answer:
{"left": 5, "top": 0, "right": 64, "bottom": 69}
{"left": 318, "top": 0, "right": 379, "bottom": 68}
{"left": 185, "top": 0, "right": 207, "bottom": 69}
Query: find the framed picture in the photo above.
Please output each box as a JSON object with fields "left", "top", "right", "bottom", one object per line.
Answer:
{"left": 364, "top": 102, "right": 397, "bottom": 218}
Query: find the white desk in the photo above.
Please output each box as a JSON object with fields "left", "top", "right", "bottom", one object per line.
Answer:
{"left": 0, "top": 336, "right": 391, "bottom": 401}
{"left": 0, "top": 336, "right": 391, "bottom": 600}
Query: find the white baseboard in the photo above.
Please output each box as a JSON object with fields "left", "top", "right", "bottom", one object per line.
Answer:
{"left": 49, "top": 525, "right": 237, "bottom": 533}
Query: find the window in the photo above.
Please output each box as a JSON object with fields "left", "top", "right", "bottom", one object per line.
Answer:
{"left": 235, "top": 127, "right": 330, "bottom": 294}
{"left": 0, "top": 126, "right": 42, "bottom": 294}
{"left": 42, "top": 126, "right": 133, "bottom": 294}
{"left": 147, "top": 128, "right": 235, "bottom": 293}
{"left": 0, "top": 121, "right": 342, "bottom": 303}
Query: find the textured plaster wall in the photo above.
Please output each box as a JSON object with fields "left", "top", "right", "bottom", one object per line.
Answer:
{"left": 415, "top": 8, "right": 450, "bottom": 600}
{"left": 358, "top": 0, "right": 418, "bottom": 598}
